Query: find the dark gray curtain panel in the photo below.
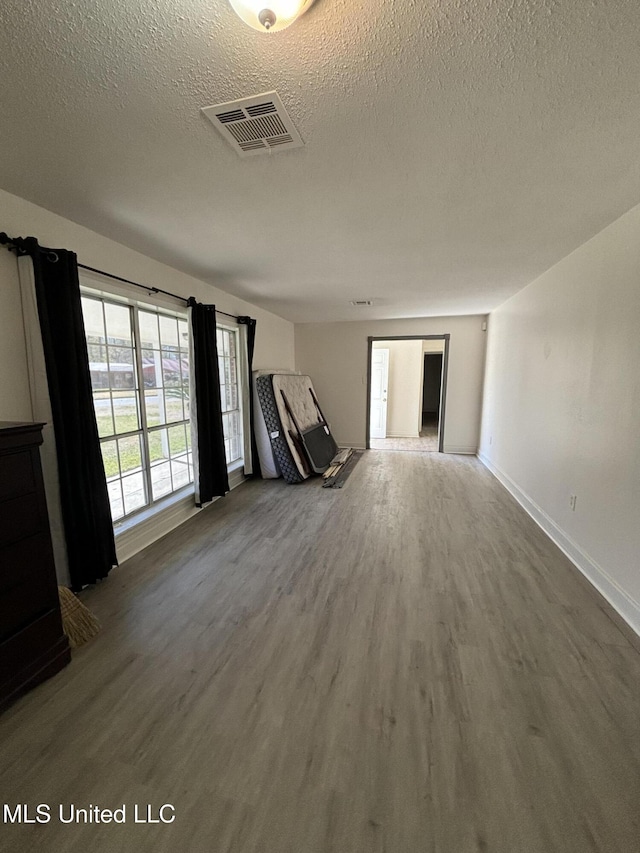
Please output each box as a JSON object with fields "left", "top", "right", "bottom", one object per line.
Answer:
{"left": 22, "top": 237, "right": 117, "bottom": 590}
{"left": 188, "top": 299, "right": 229, "bottom": 504}
{"left": 237, "top": 315, "right": 261, "bottom": 479}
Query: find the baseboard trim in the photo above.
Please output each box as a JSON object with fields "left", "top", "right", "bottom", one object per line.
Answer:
{"left": 338, "top": 442, "right": 367, "bottom": 451}
{"left": 443, "top": 445, "right": 477, "bottom": 455}
{"left": 478, "top": 452, "right": 640, "bottom": 637}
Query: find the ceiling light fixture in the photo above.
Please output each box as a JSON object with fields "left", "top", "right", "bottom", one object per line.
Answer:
{"left": 229, "top": 0, "right": 316, "bottom": 32}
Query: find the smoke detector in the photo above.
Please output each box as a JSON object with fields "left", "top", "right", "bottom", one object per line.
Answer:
{"left": 201, "top": 91, "right": 304, "bottom": 158}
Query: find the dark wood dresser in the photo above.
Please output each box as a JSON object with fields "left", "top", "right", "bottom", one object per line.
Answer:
{"left": 0, "top": 422, "right": 70, "bottom": 711}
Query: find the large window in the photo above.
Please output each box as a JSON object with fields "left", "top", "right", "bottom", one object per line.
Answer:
{"left": 217, "top": 326, "right": 243, "bottom": 466}
{"left": 81, "top": 293, "right": 192, "bottom": 522}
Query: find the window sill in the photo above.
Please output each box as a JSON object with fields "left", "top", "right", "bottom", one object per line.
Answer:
{"left": 114, "top": 485, "right": 194, "bottom": 538}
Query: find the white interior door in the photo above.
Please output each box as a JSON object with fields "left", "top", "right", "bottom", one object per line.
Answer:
{"left": 370, "top": 348, "right": 389, "bottom": 439}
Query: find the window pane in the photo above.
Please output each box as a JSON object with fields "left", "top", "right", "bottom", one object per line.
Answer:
{"left": 122, "top": 472, "right": 147, "bottom": 515}
{"left": 142, "top": 349, "right": 160, "bottom": 388}
{"left": 105, "top": 302, "right": 132, "bottom": 345}
{"left": 88, "top": 342, "right": 107, "bottom": 371}
{"left": 226, "top": 411, "right": 242, "bottom": 463}
{"left": 107, "top": 479, "right": 124, "bottom": 521}
{"left": 171, "top": 458, "right": 190, "bottom": 490}
{"left": 179, "top": 352, "right": 189, "bottom": 384}
{"left": 165, "top": 392, "right": 185, "bottom": 423}
{"left": 108, "top": 347, "right": 135, "bottom": 390}
{"left": 159, "top": 315, "right": 179, "bottom": 349}
{"left": 217, "top": 327, "right": 243, "bottom": 467}
{"left": 112, "top": 390, "right": 140, "bottom": 434}
{"left": 95, "top": 392, "right": 115, "bottom": 437}
{"left": 151, "top": 461, "right": 172, "bottom": 500}
{"left": 178, "top": 320, "right": 189, "bottom": 349}
{"left": 148, "top": 427, "right": 170, "bottom": 464}
{"left": 162, "top": 355, "right": 182, "bottom": 387}
{"left": 139, "top": 311, "right": 160, "bottom": 348}
{"left": 101, "top": 439, "right": 119, "bottom": 479}
{"left": 90, "top": 364, "right": 110, "bottom": 392}
{"left": 81, "top": 297, "right": 105, "bottom": 343}
{"left": 145, "top": 389, "right": 165, "bottom": 426}
{"left": 168, "top": 424, "right": 187, "bottom": 458}
{"left": 117, "top": 435, "right": 143, "bottom": 474}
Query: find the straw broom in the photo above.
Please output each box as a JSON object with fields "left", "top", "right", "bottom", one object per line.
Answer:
{"left": 58, "top": 587, "right": 101, "bottom": 649}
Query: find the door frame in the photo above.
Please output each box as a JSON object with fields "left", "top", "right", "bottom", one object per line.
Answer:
{"left": 365, "top": 334, "right": 450, "bottom": 452}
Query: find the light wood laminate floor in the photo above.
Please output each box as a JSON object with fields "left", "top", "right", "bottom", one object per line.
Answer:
{"left": 1, "top": 451, "right": 639, "bottom": 852}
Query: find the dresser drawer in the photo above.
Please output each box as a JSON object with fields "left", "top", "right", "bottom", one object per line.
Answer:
{"left": 0, "top": 449, "right": 37, "bottom": 502}
{"left": 0, "top": 423, "right": 70, "bottom": 712}
{"left": 0, "top": 609, "right": 69, "bottom": 707}
{"left": 0, "top": 534, "right": 59, "bottom": 641}
{"left": 0, "top": 492, "right": 43, "bottom": 547}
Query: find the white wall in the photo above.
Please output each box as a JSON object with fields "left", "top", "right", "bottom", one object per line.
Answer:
{"left": 423, "top": 340, "right": 445, "bottom": 355}
{"left": 0, "top": 248, "right": 32, "bottom": 421}
{"left": 295, "top": 316, "right": 487, "bottom": 451}
{"left": 479, "top": 202, "right": 640, "bottom": 635}
{"left": 373, "top": 339, "right": 423, "bottom": 437}
{"left": 0, "top": 187, "right": 295, "bottom": 568}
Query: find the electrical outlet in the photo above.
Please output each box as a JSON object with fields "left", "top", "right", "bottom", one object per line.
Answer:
{"left": 569, "top": 495, "right": 577, "bottom": 511}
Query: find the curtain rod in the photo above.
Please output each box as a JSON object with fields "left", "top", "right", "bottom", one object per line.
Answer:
{"left": 79, "top": 264, "right": 239, "bottom": 321}
{"left": 0, "top": 233, "right": 239, "bottom": 321}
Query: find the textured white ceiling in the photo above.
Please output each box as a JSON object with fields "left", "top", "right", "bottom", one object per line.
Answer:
{"left": 1, "top": 0, "right": 639, "bottom": 322}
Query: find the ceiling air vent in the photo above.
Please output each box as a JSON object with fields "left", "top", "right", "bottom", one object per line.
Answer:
{"left": 350, "top": 299, "right": 374, "bottom": 307}
{"left": 201, "top": 91, "right": 304, "bottom": 158}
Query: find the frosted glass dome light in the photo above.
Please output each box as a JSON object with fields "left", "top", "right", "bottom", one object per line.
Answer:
{"left": 229, "top": 0, "right": 316, "bottom": 32}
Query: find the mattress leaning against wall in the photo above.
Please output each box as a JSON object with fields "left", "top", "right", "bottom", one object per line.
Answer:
{"left": 271, "top": 373, "right": 338, "bottom": 475}
{"left": 255, "top": 373, "right": 340, "bottom": 484}
{"left": 252, "top": 368, "right": 298, "bottom": 479}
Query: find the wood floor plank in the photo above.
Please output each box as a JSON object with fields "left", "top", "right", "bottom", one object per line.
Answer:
{"left": 0, "top": 451, "right": 638, "bottom": 852}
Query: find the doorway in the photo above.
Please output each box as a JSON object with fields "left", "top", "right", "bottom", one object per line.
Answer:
{"left": 420, "top": 352, "right": 443, "bottom": 448}
{"left": 366, "top": 335, "right": 449, "bottom": 452}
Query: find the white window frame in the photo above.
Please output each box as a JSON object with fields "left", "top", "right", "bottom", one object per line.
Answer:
{"left": 80, "top": 272, "right": 249, "bottom": 534}
{"left": 80, "top": 280, "right": 193, "bottom": 527}
{"left": 217, "top": 321, "right": 245, "bottom": 475}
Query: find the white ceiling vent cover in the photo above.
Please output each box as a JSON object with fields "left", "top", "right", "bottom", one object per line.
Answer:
{"left": 201, "top": 91, "right": 304, "bottom": 158}
{"left": 350, "top": 299, "right": 374, "bottom": 306}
